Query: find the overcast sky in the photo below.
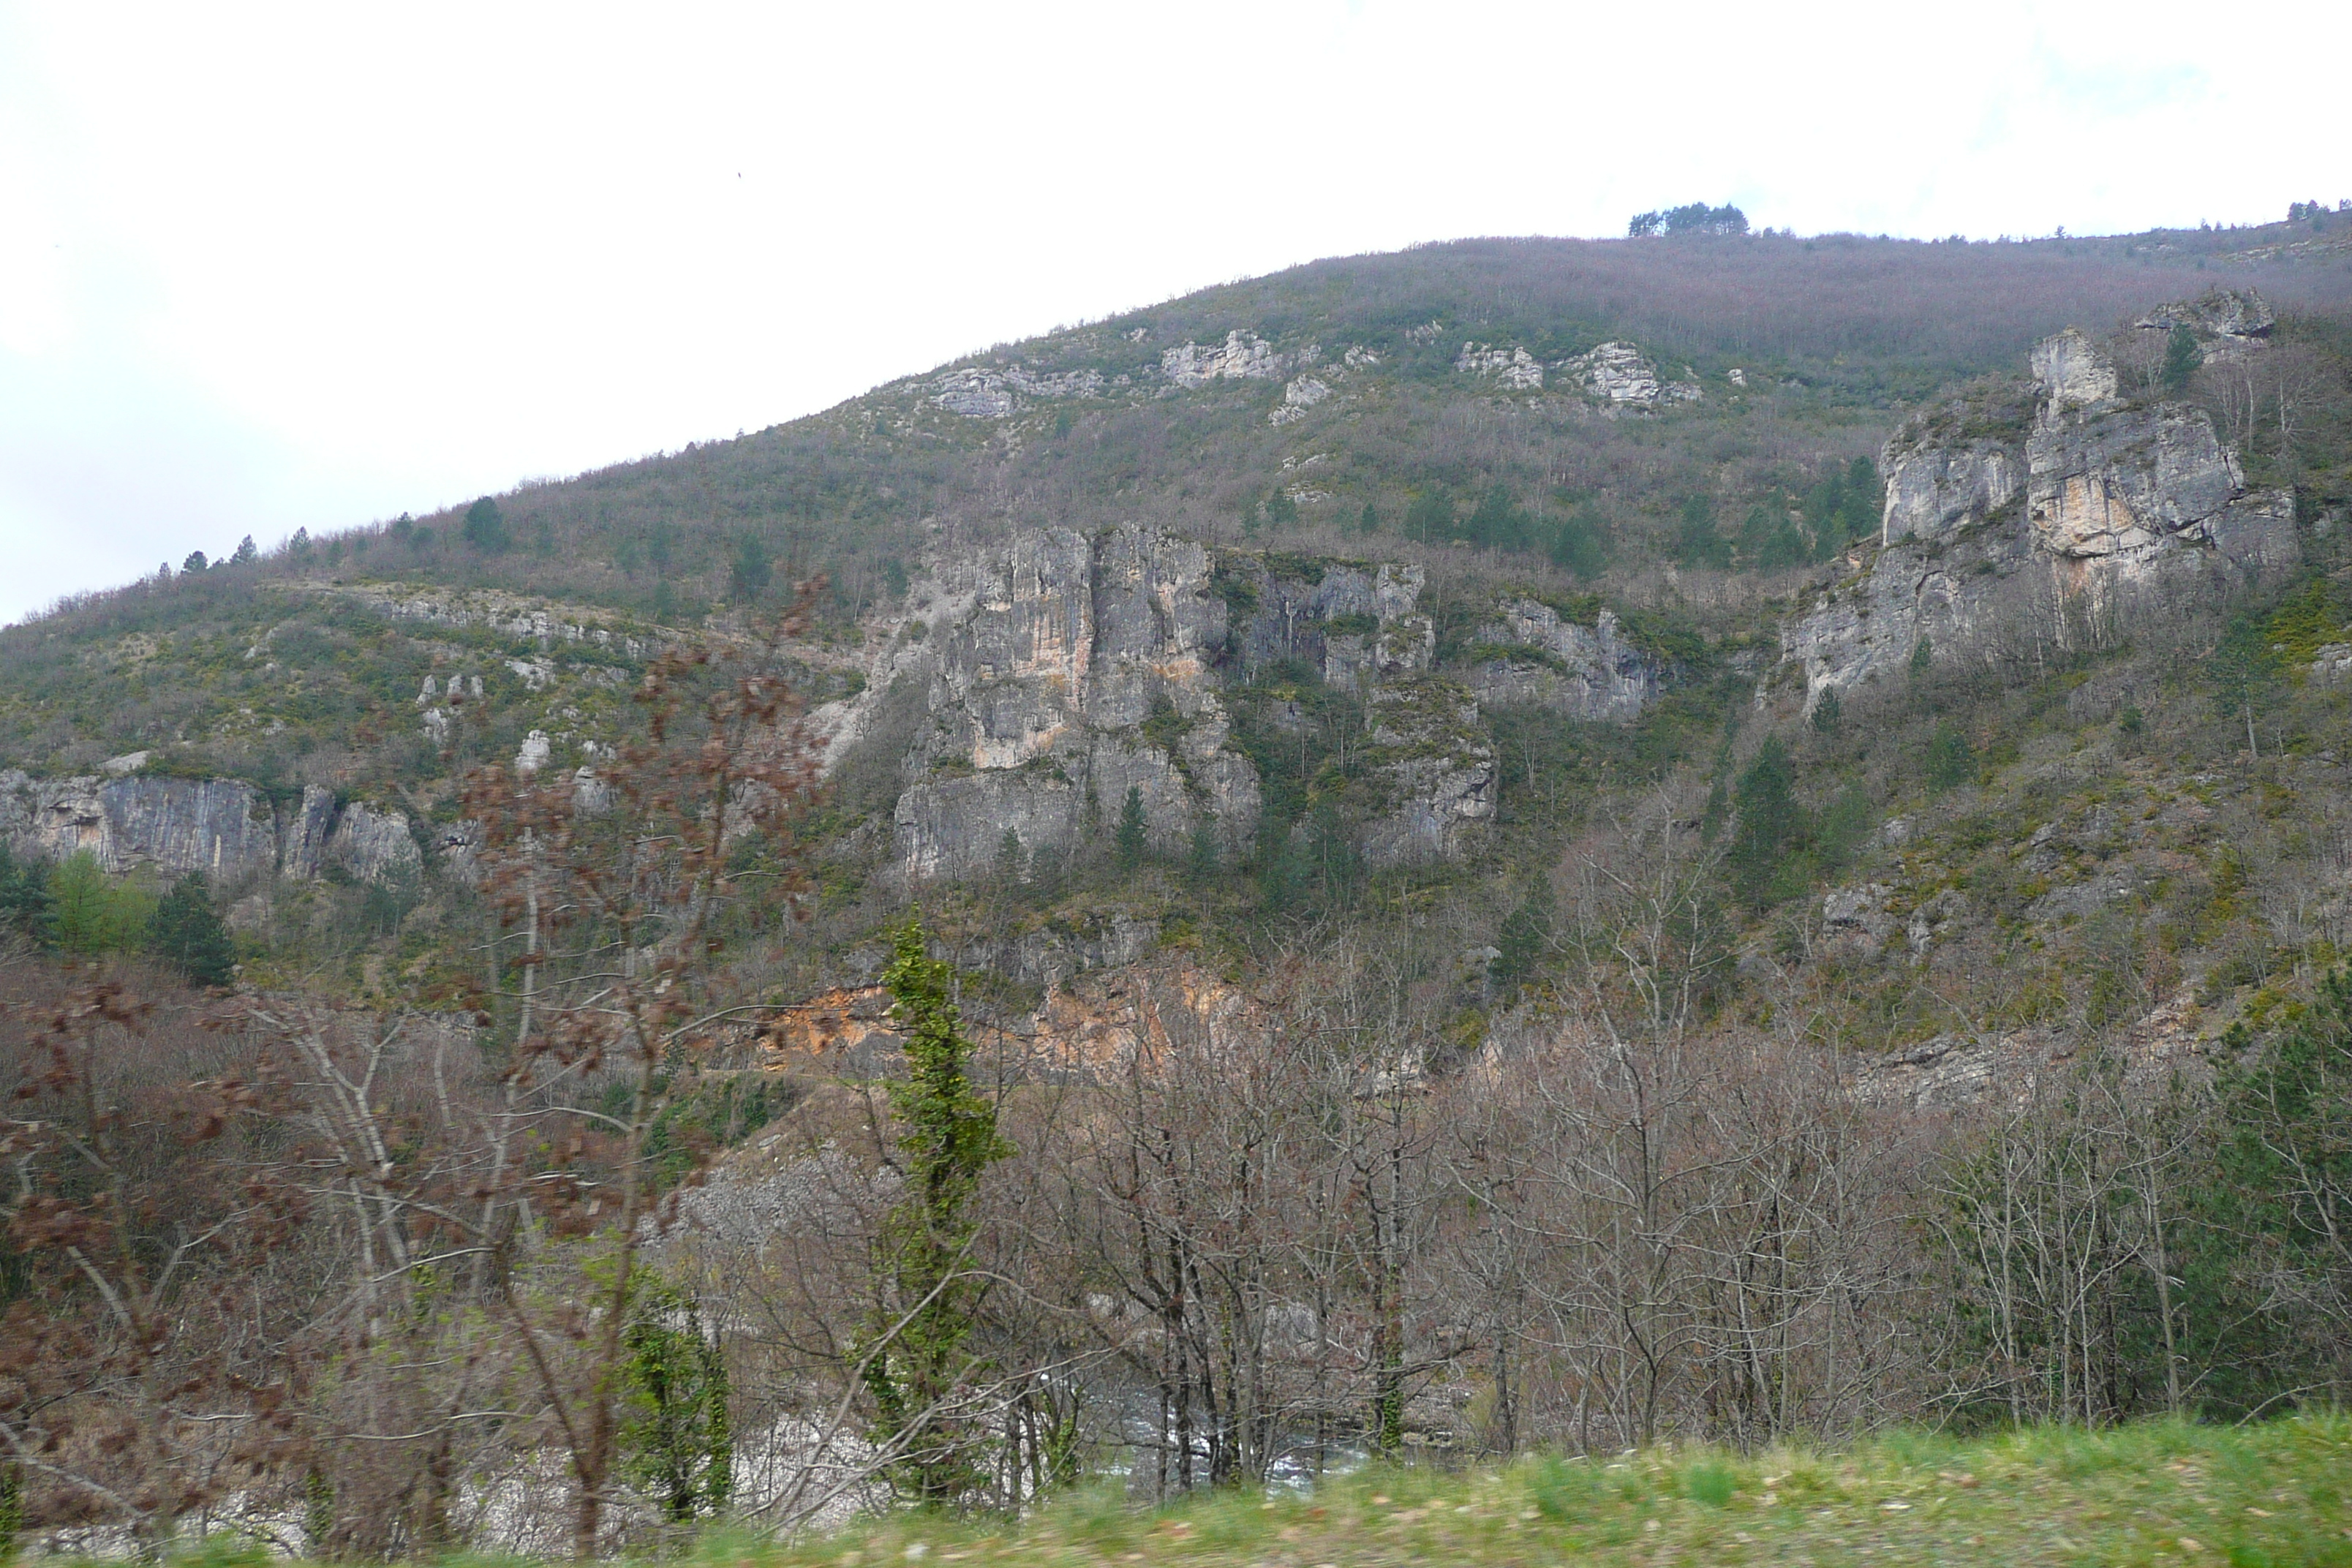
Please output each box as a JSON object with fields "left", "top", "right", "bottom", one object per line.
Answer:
{"left": 2, "top": 0, "right": 2346, "bottom": 626}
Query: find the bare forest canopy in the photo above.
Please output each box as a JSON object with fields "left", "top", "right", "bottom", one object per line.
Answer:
{"left": 8, "top": 203, "right": 2352, "bottom": 1557}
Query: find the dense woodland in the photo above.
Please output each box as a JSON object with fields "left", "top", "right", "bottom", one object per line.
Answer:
{"left": 7, "top": 207, "right": 2352, "bottom": 1556}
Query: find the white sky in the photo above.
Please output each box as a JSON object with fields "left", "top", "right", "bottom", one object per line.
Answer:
{"left": 2, "top": 0, "right": 2347, "bottom": 626}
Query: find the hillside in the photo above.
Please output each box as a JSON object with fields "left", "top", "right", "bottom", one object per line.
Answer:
{"left": 5, "top": 214, "right": 2351, "bottom": 1012}
{"left": 9, "top": 208, "right": 2352, "bottom": 1556}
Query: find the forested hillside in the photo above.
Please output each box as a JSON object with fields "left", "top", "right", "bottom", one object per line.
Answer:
{"left": 7, "top": 206, "right": 2352, "bottom": 1557}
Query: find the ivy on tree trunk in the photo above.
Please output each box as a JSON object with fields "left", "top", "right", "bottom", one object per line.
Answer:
{"left": 861, "top": 919, "right": 1012, "bottom": 1508}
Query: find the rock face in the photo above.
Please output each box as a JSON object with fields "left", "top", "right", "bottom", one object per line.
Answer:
{"left": 1360, "top": 679, "right": 1495, "bottom": 867}
{"left": 1876, "top": 375, "right": 2039, "bottom": 546}
{"left": 325, "top": 801, "right": 423, "bottom": 881}
{"left": 1787, "top": 329, "right": 2297, "bottom": 713}
{"left": 1455, "top": 343, "right": 1545, "bottom": 389}
{"left": 763, "top": 954, "right": 1270, "bottom": 1082}
{"left": 1161, "top": 331, "right": 1292, "bottom": 387}
{"left": 886, "top": 524, "right": 1262, "bottom": 883}
{"left": 0, "top": 771, "right": 419, "bottom": 883}
{"left": 2135, "top": 287, "right": 2274, "bottom": 347}
{"left": 2020, "top": 330, "right": 2291, "bottom": 587}
{"left": 1562, "top": 341, "right": 1680, "bottom": 404}
{"left": 1268, "top": 375, "right": 1332, "bottom": 425}
{"left": 930, "top": 364, "right": 1109, "bottom": 419}
{"left": 1463, "top": 600, "right": 1664, "bottom": 722}
{"left": 826, "top": 525, "right": 1665, "bottom": 886}
{"left": 1236, "top": 559, "right": 1433, "bottom": 688}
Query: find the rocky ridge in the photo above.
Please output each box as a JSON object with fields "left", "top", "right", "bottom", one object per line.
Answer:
{"left": 920, "top": 321, "right": 1705, "bottom": 424}
{"left": 1785, "top": 321, "right": 2298, "bottom": 712}
{"left": 1452, "top": 339, "right": 1702, "bottom": 407}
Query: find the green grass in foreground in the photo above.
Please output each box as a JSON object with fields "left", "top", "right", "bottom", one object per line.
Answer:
{"left": 731, "top": 1415, "right": 2352, "bottom": 1568}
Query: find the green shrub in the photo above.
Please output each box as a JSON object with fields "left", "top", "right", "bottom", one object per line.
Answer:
{"left": 1679, "top": 1458, "right": 1737, "bottom": 1507}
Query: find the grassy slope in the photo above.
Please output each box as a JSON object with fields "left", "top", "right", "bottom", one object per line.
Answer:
{"left": 754, "top": 1418, "right": 2352, "bottom": 1568}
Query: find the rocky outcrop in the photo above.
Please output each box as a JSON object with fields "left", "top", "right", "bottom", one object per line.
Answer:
{"left": 1464, "top": 600, "right": 1663, "bottom": 721}
{"left": 2021, "top": 328, "right": 2294, "bottom": 591}
{"left": 1454, "top": 343, "right": 1544, "bottom": 389}
{"left": 1787, "top": 329, "right": 2298, "bottom": 713}
{"left": 1881, "top": 442, "right": 2024, "bottom": 546}
{"left": 1877, "top": 376, "right": 2036, "bottom": 546}
{"left": 932, "top": 369, "right": 1016, "bottom": 418}
{"left": 2135, "top": 287, "right": 2273, "bottom": 347}
{"left": 885, "top": 524, "right": 1262, "bottom": 883}
{"left": 0, "top": 771, "right": 419, "bottom": 883}
{"left": 930, "top": 365, "right": 1109, "bottom": 419}
{"left": 1161, "top": 331, "right": 1294, "bottom": 387}
{"left": 1360, "top": 678, "right": 1495, "bottom": 868}
{"left": 761, "top": 953, "right": 1266, "bottom": 1081}
{"left": 1560, "top": 341, "right": 1695, "bottom": 406}
{"left": 313, "top": 583, "right": 649, "bottom": 657}
{"left": 829, "top": 526, "right": 1657, "bottom": 885}
{"left": 1268, "top": 375, "right": 1331, "bottom": 425}
{"left": 1855, "top": 988, "right": 2215, "bottom": 1113}
{"left": 325, "top": 801, "right": 423, "bottom": 881}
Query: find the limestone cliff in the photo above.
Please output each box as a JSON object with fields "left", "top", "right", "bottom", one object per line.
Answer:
{"left": 881, "top": 524, "right": 1262, "bottom": 883}
{"left": 1358, "top": 678, "right": 1496, "bottom": 867}
{"left": 815, "top": 524, "right": 1666, "bottom": 886}
{"left": 1787, "top": 328, "right": 2297, "bottom": 712}
{"left": 0, "top": 769, "right": 420, "bottom": 884}
{"left": 1464, "top": 600, "right": 1662, "bottom": 722}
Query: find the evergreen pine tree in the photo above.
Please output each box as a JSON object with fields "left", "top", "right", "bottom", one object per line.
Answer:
{"left": 2163, "top": 324, "right": 2204, "bottom": 391}
{"left": 1727, "top": 738, "right": 1809, "bottom": 907}
{"left": 1186, "top": 815, "right": 1219, "bottom": 886}
{"left": 1466, "top": 484, "right": 1532, "bottom": 551}
{"left": 463, "top": 497, "right": 511, "bottom": 554}
{"left": 1115, "top": 785, "right": 1148, "bottom": 872}
{"left": 1404, "top": 490, "right": 1452, "bottom": 543}
{"left": 728, "top": 533, "right": 772, "bottom": 600}
{"left": 1811, "top": 687, "right": 1842, "bottom": 734}
{"left": 1491, "top": 875, "right": 1555, "bottom": 991}
{"left": 1909, "top": 633, "right": 1936, "bottom": 713}
{"left": 48, "top": 853, "right": 155, "bottom": 955}
{"left": 0, "top": 843, "right": 53, "bottom": 944}
{"left": 150, "top": 872, "right": 235, "bottom": 986}
{"left": 2207, "top": 607, "right": 2283, "bottom": 757}
{"left": 1549, "top": 508, "right": 1610, "bottom": 578}
{"left": 1675, "top": 494, "right": 1729, "bottom": 567}
{"left": 1923, "top": 722, "right": 1977, "bottom": 789}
